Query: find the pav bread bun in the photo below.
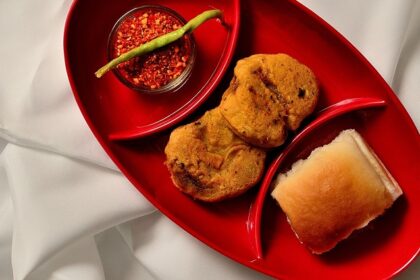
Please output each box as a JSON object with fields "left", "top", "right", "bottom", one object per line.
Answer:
{"left": 271, "top": 129, "right": 402, "bottom": 254}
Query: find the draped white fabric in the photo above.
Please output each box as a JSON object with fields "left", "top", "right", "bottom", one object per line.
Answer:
{"left": 0, "top": 0, "right": 418, "bottom": 279}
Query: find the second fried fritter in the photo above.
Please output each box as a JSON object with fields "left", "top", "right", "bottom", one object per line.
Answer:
{"left": 220, "top": 54, "right": 319, "bottom": 148}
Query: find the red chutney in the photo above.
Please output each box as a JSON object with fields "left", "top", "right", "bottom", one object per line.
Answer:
{"left": 110, "top": 7, "right": 193, "bottom": 90}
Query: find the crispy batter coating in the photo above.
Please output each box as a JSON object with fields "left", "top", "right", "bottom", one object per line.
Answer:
{"left": 165, "top": 108, "right": 266, "bottom": 202}
{"left": 220, "top": 54, "right": 319, "bottom": 148}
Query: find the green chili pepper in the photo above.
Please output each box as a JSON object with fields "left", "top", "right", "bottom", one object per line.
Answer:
{"left": 95, "top": 9, "right": 222, "bottom": 78}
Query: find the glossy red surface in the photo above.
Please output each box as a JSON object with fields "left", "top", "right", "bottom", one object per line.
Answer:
{"left": 64, "top": 0, "right": 420, "bottom": 279}
{"left": 66, "top": 0, "right": 239, "bottom": 139}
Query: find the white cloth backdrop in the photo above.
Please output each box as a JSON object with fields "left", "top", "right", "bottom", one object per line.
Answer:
{"left": 0, "top": 0, "right": 419, "bottom": 279}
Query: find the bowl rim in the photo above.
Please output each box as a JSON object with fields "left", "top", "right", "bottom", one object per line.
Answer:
{"left": 107, "top": 4, "right": 197, "bottom": 94}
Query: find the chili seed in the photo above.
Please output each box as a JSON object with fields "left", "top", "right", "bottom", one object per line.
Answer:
{"left": 111, "top": 8, "right": 192, "bottom": 90}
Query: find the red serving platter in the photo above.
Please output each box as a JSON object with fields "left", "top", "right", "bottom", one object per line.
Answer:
{"left": 64, "top": 0, "right": 420, "bottom": 279}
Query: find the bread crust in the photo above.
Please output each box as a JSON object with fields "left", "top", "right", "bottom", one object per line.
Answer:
{"left": 271, "top": 129, "right": 402, "bottom": 254}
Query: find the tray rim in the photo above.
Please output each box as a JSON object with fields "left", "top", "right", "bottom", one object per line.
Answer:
{"left": 63, "top": 0, "right": 420, "bottom": 279}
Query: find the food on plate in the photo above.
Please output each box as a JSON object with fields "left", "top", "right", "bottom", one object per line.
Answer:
{"left": 220, "top": 53, "right": 319, "bottom": 148}
{"left": 106, "top": 6, "right": 194, "bottom": 90}
{"left": 271, "top": 129, "right": 402, "bottom": 254}
{"left": 95, "top": 7, "right": 222, "bottom": 88}
{"left": 165, "top": 107, "right": 266, "bottom": 202}
{"left": 164, "top": 53, "right": 320, "bottom": 201}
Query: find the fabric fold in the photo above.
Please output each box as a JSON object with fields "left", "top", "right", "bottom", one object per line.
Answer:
{"left": 0, "top": 0, "right": 115, "bottom": 169}
{"left": 95, "top": 227, "right": 156, "bottom": 280}
{"left": 299, "top": 0, "right": 416, "bottom": 84}
{"left": 1, "top": 144, "right": 155, "bottom": 280}
{"left": 26, "top": 237, "right": 105, "bottom": 280}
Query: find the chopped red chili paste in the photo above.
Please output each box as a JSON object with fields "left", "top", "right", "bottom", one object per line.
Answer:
{"left": 111, "top": 8, "right": 192, "bottom": 90}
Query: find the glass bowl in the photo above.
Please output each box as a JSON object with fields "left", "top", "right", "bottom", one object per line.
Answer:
{"left": 107, "top": 5, "right": 196, "bottom": 94}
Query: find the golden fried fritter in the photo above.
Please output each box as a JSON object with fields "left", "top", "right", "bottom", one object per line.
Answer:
{"left": 220, "top": 54, "right": 319, "bottom": 148}
{"left": 164, "top": 108, "right": 266, "bottom": 202}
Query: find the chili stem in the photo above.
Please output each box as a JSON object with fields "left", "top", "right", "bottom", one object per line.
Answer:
{"left": 95, "top": 9, "right": 222, "bottom": 78}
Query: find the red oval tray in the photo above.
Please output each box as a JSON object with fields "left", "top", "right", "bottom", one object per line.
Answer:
{"left": 64, "top": 0, "right": 420, "bottom": 279}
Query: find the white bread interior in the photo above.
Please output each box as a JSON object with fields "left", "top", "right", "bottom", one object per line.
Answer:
{"left": 271, "top": 129, "right": 402, "bottom": 254}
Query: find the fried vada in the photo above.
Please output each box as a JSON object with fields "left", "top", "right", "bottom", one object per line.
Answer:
{"left": 165, "top": 108, "right": 266, "bottom": 202}
{"left": 220, "top": 53, "right": 319, "bottom": 148}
